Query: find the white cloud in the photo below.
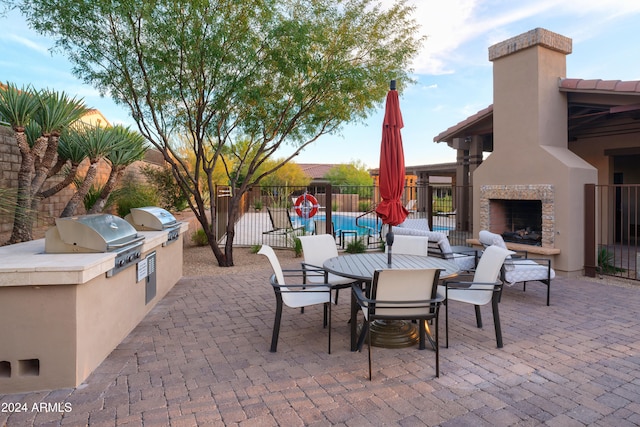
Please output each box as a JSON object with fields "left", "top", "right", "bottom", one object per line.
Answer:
{"left": 392, "top": 0, "right": 640, "bottom": 75}
{"left": 5, "top": 34, "right": 50, "bottom": 56}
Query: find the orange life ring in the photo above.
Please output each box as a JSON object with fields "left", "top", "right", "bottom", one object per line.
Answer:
{"left": 294, "top": 193, "right": 319, "bottom": 218}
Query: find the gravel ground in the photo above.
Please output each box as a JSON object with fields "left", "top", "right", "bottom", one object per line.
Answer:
{"left": 182, "top": 242, "right": 301, "bottom": 276}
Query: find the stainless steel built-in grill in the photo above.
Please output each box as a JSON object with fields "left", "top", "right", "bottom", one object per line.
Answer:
{"left": 126, "top": 207, "right": 182, "bottom": 245}
{"left": 45, "top": 214, "right": 145, "bottom": 277}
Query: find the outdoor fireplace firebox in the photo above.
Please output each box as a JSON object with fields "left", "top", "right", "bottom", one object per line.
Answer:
{"left": 490, "top": 199, "right": 543, "bottom": 246}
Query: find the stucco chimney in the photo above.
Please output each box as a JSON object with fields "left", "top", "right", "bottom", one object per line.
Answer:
{"left": 473, "top": 28, "right": 597, "bottom": 276}
{"left": 489, "top": 28, "right": 572, "bottom": 151}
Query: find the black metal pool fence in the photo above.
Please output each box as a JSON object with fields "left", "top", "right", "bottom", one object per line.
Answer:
{"left": 215, "top": 184, "right": 471, "bottom": 249}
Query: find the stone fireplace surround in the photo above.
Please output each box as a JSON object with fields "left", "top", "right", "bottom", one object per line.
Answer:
{"left": 479, "top": 185, "right": 555, "bottom": 247}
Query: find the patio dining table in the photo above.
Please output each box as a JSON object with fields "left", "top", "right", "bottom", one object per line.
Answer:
{"left": 323, "top": 252, "right": 459, "bottom": 351}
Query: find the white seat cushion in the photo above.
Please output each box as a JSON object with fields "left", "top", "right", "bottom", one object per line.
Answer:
{"left": 397, "top": 218, "right": 430, "bottom": 232}
{"left": 503, "top": 260, "right": 555, "bottom": 285}
{"left": 450, "top": 253, "right": 476, "bottom": 271}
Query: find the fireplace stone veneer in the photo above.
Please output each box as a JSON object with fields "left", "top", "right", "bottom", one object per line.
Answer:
{"left": 480, "top": 185, "right": 555, "bottom": 247}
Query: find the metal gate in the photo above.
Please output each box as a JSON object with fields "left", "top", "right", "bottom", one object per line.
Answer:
{"left": 585, "top": 184, "right": 639, "bottom": 280}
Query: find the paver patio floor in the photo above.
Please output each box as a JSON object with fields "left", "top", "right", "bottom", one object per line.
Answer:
{"left": 2, "top": 267, "right": 640, "bottom": 426}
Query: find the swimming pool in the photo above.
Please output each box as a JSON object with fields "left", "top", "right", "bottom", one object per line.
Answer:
{"left": 292, "top": 213, "right": 450, "bottom": 236}
{"left": 293, "top": 213, "right": 378, "bottom": 236}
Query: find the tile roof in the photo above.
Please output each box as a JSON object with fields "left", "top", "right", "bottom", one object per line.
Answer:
{"left": 559, "top": 78, "right": 640, "bottom": 93}
{"left": 296, "top": 163, "right": 338, "bottom": 179}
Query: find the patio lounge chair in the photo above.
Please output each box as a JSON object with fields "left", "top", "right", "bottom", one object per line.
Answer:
{"left": 479, "top": 230, "right": 555, "bottom": 306}
{"left": 263, "top": 207, "right": 304, "bottom": 239}
{"left": 405, "top": 199, "right": 417, "bottom": 215}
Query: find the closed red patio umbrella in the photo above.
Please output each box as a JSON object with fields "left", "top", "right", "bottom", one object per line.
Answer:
{"left": 375, "top": 80, "right": 408, "bottom": 262}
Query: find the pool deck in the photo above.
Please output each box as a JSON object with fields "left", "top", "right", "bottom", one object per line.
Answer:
{"left": 2, "top": 263, "right": 640, "bottom": 426}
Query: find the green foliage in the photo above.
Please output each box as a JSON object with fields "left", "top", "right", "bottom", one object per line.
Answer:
{"left": 250, "top": 244, "right": 261, "bottom": 254}
{"left": 324, "top": 161, "right": 374, "bottom": 198}
{"left": 345, "top": 238, "right": 367, "bottom": 254}
{"left": 76, "top": 178, "right": 103, "bottom": 212}
{"left": 34, "top": 89, "right": 87, "bottom": 135}
{"left": 0, "top": 83, "right": 88, "bottom": 241}
{"left": 291, "top": 236, "right": 303, "bottom": 257}
{"left": 20, "top": 0, "right": 423, "bottom": 264}
{"left": 0, "top": 187, "right": 33, "bottom": 223}
{"left": 433, "top": 195, "right": 453, "bottom": 213}
{"left": 0, "top": 83, "right": 39, "bottom": 128}
{"left": 259, "top": 161, "right": 311, "bottom": 188}
{"left": 140, "top": 165, "right": 189, "bottom": 212}
{"left": 253, "top": 199, "right": 263, "bottom": 211}
{"left": 358, "top": 200, "right": 372, "bottom": 212}
{"left": 191, "top": 229, "right": 209, "bottom": 246}
{"left": 597, "top": 247, "right": 625, "bottom": 274}
{"left": 109, "top": 180, "right": 160, "bottom": 218}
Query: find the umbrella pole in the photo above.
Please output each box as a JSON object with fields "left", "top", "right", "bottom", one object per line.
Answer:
{"left": 386, "top": 225, "right": 394, "bottom": 265}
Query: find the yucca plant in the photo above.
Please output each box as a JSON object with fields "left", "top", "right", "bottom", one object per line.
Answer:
{"left": 88, "top": 126, "right": 147, "bottom": 214}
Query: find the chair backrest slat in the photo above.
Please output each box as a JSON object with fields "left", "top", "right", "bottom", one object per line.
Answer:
{"left": 385, "top": 235, "right": 429, "bottom": 257}
{"left": 371, "top": 268, "right": 440, "bottom": 317}
{"left": 298, "top": 234, "right": 339, "bottom": 270}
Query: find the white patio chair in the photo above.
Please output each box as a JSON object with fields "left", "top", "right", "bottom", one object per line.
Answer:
{"left": 298, "top": 234, "right": 360, "bottom": 304}
{"left": 405, "top": 199, "right": 417, "bottom": 215}
{"left": 479, "top": 230, "right": 555, "bottom": 306}
{"left": 383, "top": 223, "right": 477, "bottom": 271}
{"left": 258, "top": 245, "right": 334, "bottom": 353}
{"left": 352, "top": 268, "right": 444, "bottom": 380}
{"left": 440, "top": 245, "right": 515, "bottom": 348}
{"left": 385, "top": 234, "right": 429, "bottom": 256}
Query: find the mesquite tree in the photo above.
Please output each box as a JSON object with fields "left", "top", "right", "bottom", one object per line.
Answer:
{"left": 17, "top": 0, "right": 423, "bottom": 266}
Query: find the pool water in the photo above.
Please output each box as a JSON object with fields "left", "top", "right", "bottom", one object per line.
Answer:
{"left": 292, "top": 213, "right": 450, "bottom": 236}
{"left": 293, "top": 213, "right": 378, "bottom": 236}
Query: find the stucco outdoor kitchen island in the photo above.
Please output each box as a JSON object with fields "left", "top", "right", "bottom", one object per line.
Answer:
{"left": 0, "top": 222, "right": 188, "bottom": 394}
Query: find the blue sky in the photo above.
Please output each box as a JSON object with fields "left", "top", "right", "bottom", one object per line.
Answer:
{"left": 2, "top": 1, "right": 640, "bottom": 169}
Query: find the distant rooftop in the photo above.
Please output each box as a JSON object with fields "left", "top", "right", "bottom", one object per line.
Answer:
{"left": 296, "top": 163, "right": 340, "bottom": 180}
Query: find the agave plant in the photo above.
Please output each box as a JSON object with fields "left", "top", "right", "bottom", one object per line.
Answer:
{"left": 597, "top": 246, "right": 625, "bottom": 274}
